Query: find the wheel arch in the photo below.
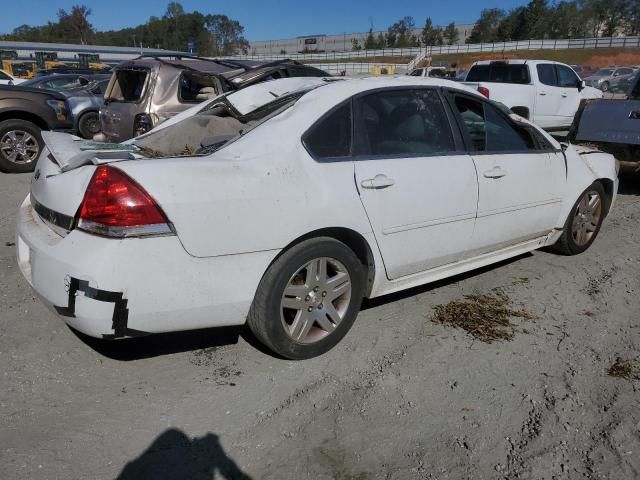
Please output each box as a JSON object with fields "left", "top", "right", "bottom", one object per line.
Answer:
{"left": 277, "top": 227, "right": 377, "bottom": 298}
{"left": 0, "top": 111, "right": 49, "bottom": 131}
{"left": 596, "top": 177, "right": 614, "bottom": 214}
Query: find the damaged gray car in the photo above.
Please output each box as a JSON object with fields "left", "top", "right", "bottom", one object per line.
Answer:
{"left": 570, "top": 71, "right": 640, "bottom": 170}
{"left": 98, "top": 55, "right": 329, "bottom": 143}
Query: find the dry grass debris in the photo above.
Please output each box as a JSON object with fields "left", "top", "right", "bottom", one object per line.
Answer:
{"left": 431, "top": 290, "right": 533, "bottom": 343}
{"left": 608, "top": 357, "right": 639, "bottom": 380}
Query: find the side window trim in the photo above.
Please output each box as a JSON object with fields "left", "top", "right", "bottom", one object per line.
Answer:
{"left": 301, "top": 98, "right": 354, "bottom": 162}
{"left": 444, "top": 90, "right": 560, "bottom": 155}
{"left": 351, "top": 86, "right": 462, "bottom": 160}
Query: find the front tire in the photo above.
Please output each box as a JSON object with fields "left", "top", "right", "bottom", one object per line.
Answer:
{"left": 552, "top": 182, "right": 607, "bottom": 255}
{"left": 0, "top": 119, "right": 43, "bottom": 173}
{"left": 247, "top": 237, "right": 366, "bottom": 359}
{"left": 600, "top": 81, "right": 609, "bottom": 92}
{"left": 78, "top": 111, "right": 101, "bottom": 139}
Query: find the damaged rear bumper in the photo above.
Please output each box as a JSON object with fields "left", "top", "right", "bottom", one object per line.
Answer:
{"left": 16, "top": 194, "right": 279, "bottom": 339}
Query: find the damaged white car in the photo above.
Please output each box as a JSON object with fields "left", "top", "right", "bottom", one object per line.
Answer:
{"left": 17, "top": 76, "right": 618, "bottom": 359}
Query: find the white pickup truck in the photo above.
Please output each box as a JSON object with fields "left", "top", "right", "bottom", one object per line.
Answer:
{"left": 463, "top": 60, "right": 603, "bottom": 131}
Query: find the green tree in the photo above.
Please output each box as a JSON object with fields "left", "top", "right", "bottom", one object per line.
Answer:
{"left": 351, "top": 38, "right": 362, "bottom": 51}
{"left": 57, "top": 5, "right": 93, "bottom": 44}
{"left": 443, "top": 22, "right": 459, "bottom": 45}
{"left": 466, "top": 8, "right": 506, "bottom": 43}
{"left": 364, "top": 28, "right": 377, "bottom": 49}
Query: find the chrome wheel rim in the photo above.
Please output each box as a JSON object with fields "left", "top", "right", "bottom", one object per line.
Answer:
{"left": 0, "top": 130, "right": 39, "bottom": 164}
{"left": 572, "top": 189, "right": 602, "bottom": 246}
{"left": 280, "top": 257, "right": 352, "bottom": 344}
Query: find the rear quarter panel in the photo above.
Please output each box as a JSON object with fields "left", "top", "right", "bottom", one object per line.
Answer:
{"left": 117, "top": 109, "right": 373, "bottom": 258}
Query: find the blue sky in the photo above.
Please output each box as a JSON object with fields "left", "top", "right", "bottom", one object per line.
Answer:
{"left": 0, "top": 0, "right": 529, "bottom": 40}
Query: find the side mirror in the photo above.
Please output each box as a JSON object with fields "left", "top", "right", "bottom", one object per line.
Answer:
{"left": 578, "top": 80, "right": 585, "bottom": 91}
{"left": 79, "top": 77, "right": 89, "bottom": 86}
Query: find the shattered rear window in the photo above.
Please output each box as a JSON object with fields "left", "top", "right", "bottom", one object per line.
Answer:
{"left": 105, "top": 69, "right": 148, "bottom": 102}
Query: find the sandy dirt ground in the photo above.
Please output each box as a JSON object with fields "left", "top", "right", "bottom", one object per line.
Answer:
{"left": 1, "top": 170, "right": 639, "bottom": 480}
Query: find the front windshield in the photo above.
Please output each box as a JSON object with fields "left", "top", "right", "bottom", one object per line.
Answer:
{"left": 595, "top": 69, "right": 613, "bottom": 76}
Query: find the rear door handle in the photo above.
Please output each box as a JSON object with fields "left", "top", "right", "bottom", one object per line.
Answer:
{"left": 483, "top": 167, "right": 507, "bottom": 179}
{"left": 630, "top": 110, "right": 640, "bottom": 120}
{"left": 361, "top": 174, "right": 395, "bottom": 189}
{"left": 561, "top": 93, "right": 568, "bottom": 98}
{"left": 539, "top": 92, "right": 547, "bottom": 96}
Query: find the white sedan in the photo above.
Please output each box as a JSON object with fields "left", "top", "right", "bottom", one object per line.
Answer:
{"left": 16, "top": 77, "right": 618, "bottom": 359}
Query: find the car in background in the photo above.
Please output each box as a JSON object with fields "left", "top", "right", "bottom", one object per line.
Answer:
{"left": 570, "top": 65, "right": 594, "bottom": 79}
{"left": 17, "top": 76, "right": 617, "bottom": 359}
{"left": 570, "top": 71, "right": 640, "bottom": 170}
{"left": 18, "top": 74, "right": 97, "bottom": 91}
{"left": 583, "top": 66, "right": 636, "bottom": 92}
{"left": 615, "top": 69, "right": 640, "bottom": 95}
{"left": 409, "top": 67, "right": 447, "bottom": 78}
{"left": 0, "top": 69, "right": 24, "bottom": 86}
{"left": 63, "top": 77, "right": 112, "bottom": 139}
{"left": 0, "top": 85, "right": 72, "bottom": 173}
{"left": 463, "top": 60, "right": 602, "bottom": 130}
{"left": 99, "top": 55, "right": 330, "bottom": 142}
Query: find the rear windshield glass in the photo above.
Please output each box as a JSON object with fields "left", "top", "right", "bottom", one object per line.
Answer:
{"left": 105, "top": 69, "right": 148, "bottom": 102}
{"left": 466, "top": 64, "right": 530, "bottom": 84}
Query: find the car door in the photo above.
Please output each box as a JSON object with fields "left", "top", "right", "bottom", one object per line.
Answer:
{"left": 534, "top": 63, "right": 564, "bottom": 128}
{"left": 555, "top": 64, "right": 583, "bottom": 126}
{"left": 353, "top": 87, "right": 478, "bottom": 280}
{"left": 448, "top": 92, "right": 565, "bottom": 257}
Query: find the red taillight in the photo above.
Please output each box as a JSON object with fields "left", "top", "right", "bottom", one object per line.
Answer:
{"left": 77, "top": 165, "right": 173, "bottom": 238}
{"left": 477, "top": 86, "right": 490, "bottom": 98}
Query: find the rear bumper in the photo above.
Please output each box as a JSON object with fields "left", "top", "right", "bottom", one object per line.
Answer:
{"left": 16, "top": 194, "right": 279, "bottom": 338}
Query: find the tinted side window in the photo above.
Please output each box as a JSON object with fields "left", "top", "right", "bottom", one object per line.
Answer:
{"left": 356, "top": 89, "right": 455, "bottom": 156}
{"left": 537, "top": 64, "right": 557, "bottom": 86}
{"left": 617, "top": 68, "right": 633, "bottom": 76}
{"left": 466, "top": 65, "right": 490, "bottom": 82}
{"left": 305, "top": 102, "right": 352, "bottom": 159}
{"left": 484, "top": 105, "right": 533, "bottom": 151}
{"left": 0, "top": 71, "right": 10, "bottom": 80}
{"left": 454, "top": 96, "right": 534, "bottom": 152}
{"left": 454, "top": 96, "right": 486, "bottom": 151}
{"left": 556, "top": 65, "right": 579, "bottom": 88}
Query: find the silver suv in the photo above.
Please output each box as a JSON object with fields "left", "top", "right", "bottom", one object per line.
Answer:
{"left": 99, "top": 56, "right": 329, "bottom": 142}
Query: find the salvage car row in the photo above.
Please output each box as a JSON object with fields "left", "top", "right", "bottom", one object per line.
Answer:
{"left": 0, "top": 57, "right": 330, "bottom": 173}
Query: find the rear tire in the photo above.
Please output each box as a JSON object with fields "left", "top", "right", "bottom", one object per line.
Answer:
{"left": 552, "top": 182, "right": 607, "bottom": 255}
{"left": 78, "top": 111, "right": 101, "bottom": 139}
{"left": 0, "top": 119, "right": 43, "bottom": 173}
{"left": 247, "top": 237, "right": 366, "bottom": 359}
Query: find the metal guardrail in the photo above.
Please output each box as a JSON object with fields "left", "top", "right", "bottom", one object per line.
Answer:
{"left": 232, "top": 36, "right": 640, "bottom": 64}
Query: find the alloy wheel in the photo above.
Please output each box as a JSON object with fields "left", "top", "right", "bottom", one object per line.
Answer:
{"left": 0, "top": 130, "right": 40, "bottom": 164}
{"left": 571, "top": 189, "right": 603, "bottom": 247}
{"left": 280, "top": 257, "right": 352, "bottom": 344}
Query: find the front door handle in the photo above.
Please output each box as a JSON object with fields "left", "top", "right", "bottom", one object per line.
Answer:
{"left": 561, "top": 93, "right": 568, "bottom": 98}
{"left": 483, "top": 167, "right": 507, "bottom": 179}
{"left": 630, "top": 110, "right": 640, "bottom": 120}
{"left": 539, "top": 92, "right": 547, "bottom": 96}
{"left": 361, "top": 174, "right": 395, "bottom": 189}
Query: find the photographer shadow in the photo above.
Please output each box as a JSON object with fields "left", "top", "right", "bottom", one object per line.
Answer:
{"left": 116, "top": 428, "right": 252, "bottom": 480}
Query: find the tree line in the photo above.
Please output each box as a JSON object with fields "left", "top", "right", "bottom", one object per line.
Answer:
{"left": 1, "top": 0, "right": 638, "bottom": 54}
{"left": 353, "top": 0, "right": 638, "bottom": 51}
{"left": 0, "top": 2, "right": 249, "bottom": 56}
